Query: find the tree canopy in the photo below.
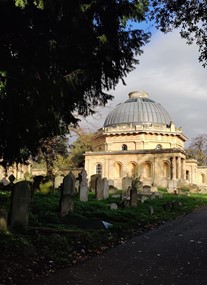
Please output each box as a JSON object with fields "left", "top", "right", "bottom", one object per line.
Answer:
{"left": 150, "top": 0, "right": 207, "bottom": 66}
{"left": 185, "top": 134, "right": 207, "bottom": 166}
{"left": 1, "top": 0, "right": 207, "bottom": 166}
{"left": 0, "top": 0, "right": 150, "bottom": 165}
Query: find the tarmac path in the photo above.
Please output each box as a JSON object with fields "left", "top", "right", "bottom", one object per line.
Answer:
{"left": 30, "top": 206, "right": 207, "bottom": 285}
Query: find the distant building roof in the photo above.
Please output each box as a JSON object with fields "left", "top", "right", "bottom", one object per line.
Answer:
{"left": 103, "top": 91, "right": 172, "bottom": 127}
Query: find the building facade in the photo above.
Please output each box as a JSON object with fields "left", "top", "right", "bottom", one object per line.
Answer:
{"left": 85, "top": 91, "right": 207, "bottom": 191}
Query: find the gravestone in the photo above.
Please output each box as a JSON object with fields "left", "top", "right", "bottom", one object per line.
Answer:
{"left": 143, "top": 185, "right": 151, "bottom": 193}
{"left": 122, "top": 176, "right": 132, "bottom": 193}
{"left": 95, "top": 176, "right": 104, "bottom": 200}
{"left": 168, "top": 180, "right": 177, "bottom": 193}
{"left": 140, "top": 195, "right": 149, "bottom": 203}
{"left": 110, "top": 203, "right": 118, "bottom": 210}
{"left": 62, "top": 172, "right": 75, "bottom": 195}
{"left": 90, "top": 174, "right": 101, "bottom": 192}
{"left": 103, "top": 178, "right": 109, "bottom": 199}
{"left": 60, "top": 195, "right": 74, "bottom": 217}
{"left": 108, "top": 179, "right": 114, "bottom": 187}
{"left": 130, "top": 187, "right": 137, "bottom": 207}
{"left": 59, "top": 172, "right": 75, "bottom": 212}
{"left": 9, "top": 181, "right": 32, "bottom": 230}
{"left": 149, "top": 206, "right": 154, "bottom": 215}
{"left": 75, "top": 180, "right": 80, "bottom": 193}
{"left": 79, "top": 169, "right": 88, "bottom": 202}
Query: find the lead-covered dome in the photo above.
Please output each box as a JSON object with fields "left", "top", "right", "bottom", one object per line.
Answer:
{"left": 103, "top": 91, "right": 172, "bottom": 127}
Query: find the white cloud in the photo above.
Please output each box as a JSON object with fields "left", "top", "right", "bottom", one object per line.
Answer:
{"left": 80, "top": 30, "right": 207, "bottom": 143}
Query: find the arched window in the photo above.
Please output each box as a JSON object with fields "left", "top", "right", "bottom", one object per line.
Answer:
{"left": 122, "top": 144, "right": 128, "bottom": 151}
{"left": 186, "top": 170, "right": 189, "bottom": 181}
{"left": 156, "top": 144, "right": 162, "bottom": 149}
{"left": 201, "top": 174, "right": 205, "bottom": 184}
{"left": 128, "top": 162, "right": 138, "bottom": 177}
{"left": 114, "top": 162, "right": 122, "bottom": 178}
{"left": 142, "top": 162, "right": 152, "bottom": 178}
{"left": 96, "top": 163, "right": 102, "bottom": 175}
{"left": 163, "top": 161, "right": 170, "bottom": 178}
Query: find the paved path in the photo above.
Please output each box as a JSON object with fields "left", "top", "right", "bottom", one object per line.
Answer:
{"left": 30, "top": 206, "right": 207, "bottom": 285}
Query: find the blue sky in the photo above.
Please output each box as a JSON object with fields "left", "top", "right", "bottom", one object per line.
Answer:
{"left": 79, "top": 28, "right": 207, "bottom": 146}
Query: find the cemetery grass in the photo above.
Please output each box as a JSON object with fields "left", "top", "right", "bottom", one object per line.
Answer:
{"left": 1, "top": 190, "right": 207, "bottom": 284}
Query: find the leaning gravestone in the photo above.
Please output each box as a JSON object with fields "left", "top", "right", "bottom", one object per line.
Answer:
{"left": 79, "top": 170, "right": 89, "bottom": 202}
{"left": 9, "top": 181, "right": 32, "bottom": 230}
{"left": 103, "top": 178, "right": 109, "bottom": 199}
{"left": 95, "top": 176, "right": 104, "bottom": 200}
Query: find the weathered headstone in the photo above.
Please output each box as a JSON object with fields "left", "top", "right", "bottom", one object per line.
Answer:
{"left": 143, "top": 185, "right": 151, "bottom": 193}
{"left": 90, "top": 174, "right": 101, "bottom": 192}
{"left": 140, "top": 195, "right": 149, "bottom": 203}
{"left": 9, "top": 181, "right": 32, "bottom": 230}
{"left": 122, "top": 176, "right": 132, "bottom": 193}
{"left": 75, "top": 180, "right": 79, "bottom": 193}
{"left": 130, "top": 187, "right": 137, "bottom": 207}
{"left": 63, "top": 172, "right": 75, "bottom": 195}
{"left": 80, "top": 169, "right": 88, "bottom": 202}
{"left": 168, "top": 180, "right": 177, "bottom": 193}
{"left": 149, "top": 206, "right": 154, "bottom": 215}
{"left": 103, "top": 178, "right": 109, "bottom": 199}
{"left": 95, "top": 176, "right": 104, "bottom": 200}
{"left": 110, "top": 203, "right": 118, "bottom": 210}
{"left": 60, "top": 194, "right": 74, "bottom": 217}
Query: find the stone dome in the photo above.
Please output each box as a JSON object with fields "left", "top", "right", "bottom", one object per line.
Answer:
{"left": 103, "top": 91, "right": 172, "bottom": 127}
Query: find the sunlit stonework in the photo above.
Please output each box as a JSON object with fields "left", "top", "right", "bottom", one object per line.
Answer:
{"left": 85, "top": 91, "right": 207, "bottom": 191}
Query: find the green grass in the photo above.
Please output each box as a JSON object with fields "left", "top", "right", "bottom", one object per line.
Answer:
{"left": 1, "top": 189, "right": 207, "bottom": 284}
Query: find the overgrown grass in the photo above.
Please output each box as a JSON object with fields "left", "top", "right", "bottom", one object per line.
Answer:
{"left": 1, "top": 189, "right": 207, "bottom": 284}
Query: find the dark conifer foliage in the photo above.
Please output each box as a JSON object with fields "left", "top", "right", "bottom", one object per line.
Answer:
{"left": 0, "top": 0, "right": 150, "bottom": 164}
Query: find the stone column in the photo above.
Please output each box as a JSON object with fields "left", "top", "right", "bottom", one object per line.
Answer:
{"left": 177, "top": 157, "right": 182, "bottom": 179}
{"left": 181, "top": 158, "right": 185, "bottom": 179}
{"left": 172, "top": 156, "right": 176, "bottom": 180}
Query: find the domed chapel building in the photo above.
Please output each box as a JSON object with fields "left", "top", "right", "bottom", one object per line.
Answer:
{"left": 84, "top": 91, "right": 207, "bottom": 191}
